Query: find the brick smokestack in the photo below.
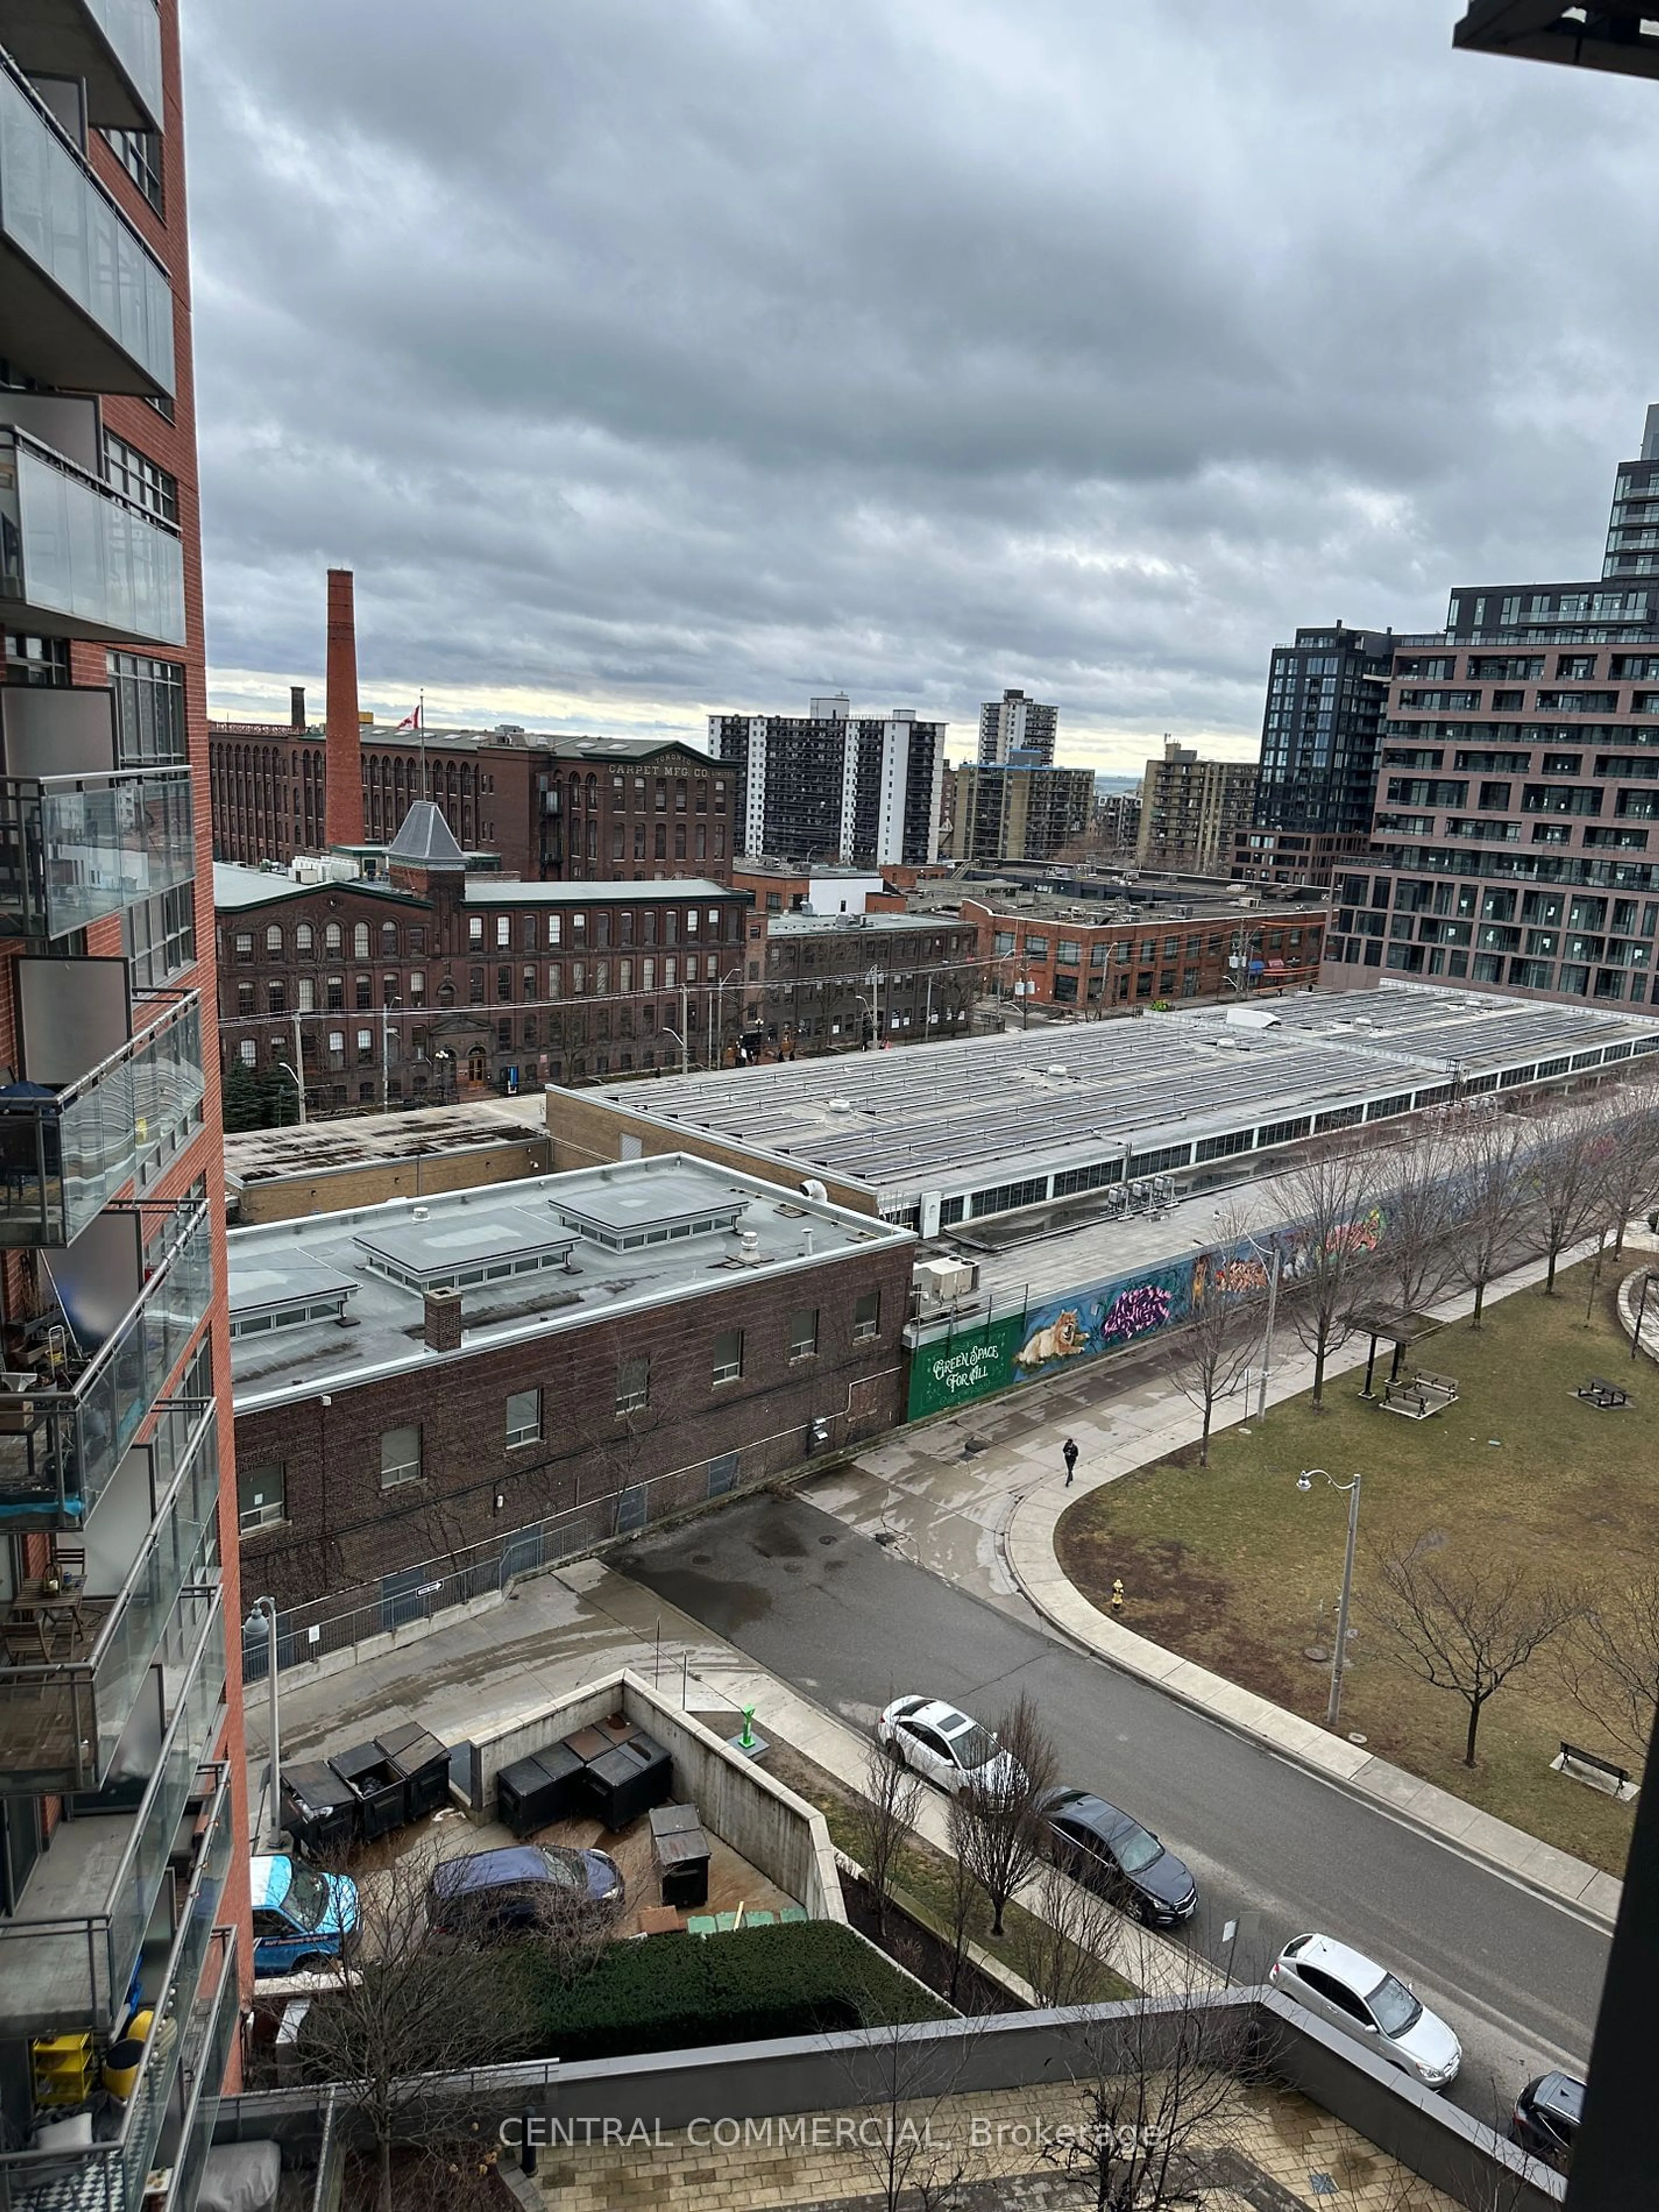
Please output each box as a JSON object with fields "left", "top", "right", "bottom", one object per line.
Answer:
{"left": 290, "top": 684, "right": 305, "bottom": 730}
{"left": 324, "top": 567, "right": 364, "bottom": 849}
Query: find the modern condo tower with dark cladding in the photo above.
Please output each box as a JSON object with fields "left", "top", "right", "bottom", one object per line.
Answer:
{"left": 0, "top": 0, "right": 249, "bottom": 2201}
{"left": 1322, "top": 413, "right": 1659, "bottom": 1011}
{"left": 1234, "top": 623, "right": 1396, "bottom": 889}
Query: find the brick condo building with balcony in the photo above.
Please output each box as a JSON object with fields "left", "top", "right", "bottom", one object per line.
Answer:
{"left": 215, "top": 807, "right": 752, "bottom": 1107}
{"left": 0, "top": 0, "right": 248, "bottom": 2197}
{"left": 210, "top": 688, "right": 733, "bottom": 886}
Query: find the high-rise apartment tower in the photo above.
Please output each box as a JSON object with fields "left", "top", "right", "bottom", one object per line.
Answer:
{"left": 977, "top": 687, "right": 1058, "bottom": 766}
{"left": 709, "top": 698, "right": 946, "bottom": 866}
{"left": 0, "top": 1, "right": 249, "bottom": 2196}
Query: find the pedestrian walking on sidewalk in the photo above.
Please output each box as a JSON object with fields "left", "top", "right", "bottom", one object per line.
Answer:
{"left": 1062, "top": 1436, "right": 1079, "bottom": 1486}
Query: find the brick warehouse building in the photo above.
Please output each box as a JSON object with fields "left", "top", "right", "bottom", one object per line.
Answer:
{"left": 229, "top": 1158, "right": 914, "bottom": 1632}
{"left": 0, "top": 0, "right": 248, "bottom": 2193}
{"left": 747, "top": 911, "right": 983, "bottom": 1052}
{"left": 215, "top": 809, "right": 752, "bottom": 1106}
{"left": 210, "top": 690, "right": 733, "bottom": 886}
{"left": 957, "top": 891, "right": 1325, "bottom": 1010}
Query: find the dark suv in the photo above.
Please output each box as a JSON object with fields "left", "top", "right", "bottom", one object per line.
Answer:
{"left": 426, "top": 1845, "right": 624, "bottom": 1939}
{"left": 1509, "top": 2072, "right": 1583, "bottom": 2173}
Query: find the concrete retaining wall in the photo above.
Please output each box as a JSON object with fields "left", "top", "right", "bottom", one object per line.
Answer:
{"left": 458, "top": 1667, "right": 844, "bottom": 1923}
{"left": 212, "top": 1990, "right": 1562, "bottom": 2212}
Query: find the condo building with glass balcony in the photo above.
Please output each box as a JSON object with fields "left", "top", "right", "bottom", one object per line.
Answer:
{"left": 0, "top": 3, "right": 248, "bottom": 2207}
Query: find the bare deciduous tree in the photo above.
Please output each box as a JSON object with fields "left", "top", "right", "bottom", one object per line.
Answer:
{"left": 831, "top": 2011, "right": 987, "bottom": 2212}
{"left": 1586, "top": 1079, "right": 1659, "bottom": 1258}
{"left": 1046, "top": 1993, "right": 1254, "bottom": 2212}
{"left": 298, "top": 1841, "right": 543, "bottom": 2212}
{"left": 1448, "top": 1107, "right": 1532, "bottom": 1327}
{"left": 1166, "top": 1208, "right": 1265, "bottom": 1466}
{"left": 941, "top": 1792, "right": 982, "bottom": 2009}
{"left": 951, "top": 1693, "right": 1058, "bottom": 1937}
{"left": 1278, "top": 1141, "right": 1385, "bottom": 1409}
{"left": 1557, "top": 1568, "right": 1659, "bottom": 1771}
{"left": 1375, "top": 1125, "right": 1460, "bottom": 1315}
{"left": 1009, "top": 1854, "right": 1123, "bottom": 2009}
{"left": 1363, "top": 1545, "right": 1580, "bottom": 1767}
{"left": 1525, "top": 1103, "right": 1605, "bottom": 1294}
{"left": 847, "top": 1734, "right": 924, "bottom": 1941}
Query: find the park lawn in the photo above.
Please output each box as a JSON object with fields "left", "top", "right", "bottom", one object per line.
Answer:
{"left": 1055, "top": 1256, "right": 1649, "bottom": 1875}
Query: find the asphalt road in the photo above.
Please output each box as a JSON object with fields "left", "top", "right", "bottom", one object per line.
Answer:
{"left": 620, "top": 1491, "right": 1609, "bottom": 2128}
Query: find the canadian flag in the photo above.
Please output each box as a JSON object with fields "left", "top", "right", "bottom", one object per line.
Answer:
{"left": 394, "top": 702, "right": 422, "bottom": 732}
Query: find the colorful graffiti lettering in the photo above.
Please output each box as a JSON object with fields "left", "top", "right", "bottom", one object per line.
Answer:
{"left": 1100, "top": 1283, "right": 1173, "bottom": 1342}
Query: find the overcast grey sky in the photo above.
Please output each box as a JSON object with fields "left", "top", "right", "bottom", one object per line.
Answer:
{"left": 182, "top": 1, "right": 1659, "bottom": 772}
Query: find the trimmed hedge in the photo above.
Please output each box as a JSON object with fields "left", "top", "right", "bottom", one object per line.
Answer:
{"left": 521, "top": 1919, "right": 952, "bottom": 2062}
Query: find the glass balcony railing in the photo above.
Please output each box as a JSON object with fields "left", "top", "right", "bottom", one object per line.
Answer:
{"left": 0, "top": 54, "right": 173, "bottom": 395}
{"left": 0, "top": 1198, "right": 212, "bottom": 1526}
{"left": 0, "top": 0, "right": 163, "bottom": 132}
{"left": 0, "top": 1597, "right": 225, "bottom": 2040}
{"left": 0, "top": 1405, "right": 218, "bottom": 1789}
{"left": 0, "top": 1776, "right": 234, "bottom": 2212}
{"left": 0, "top": 992, "right": 203, "bottom": 1247}
{"left": 152, "top": 1932, "right": 238, "bottom": 2212}
{"left": 0, "top": 429, "right": 184, "bottom": 648}
{"left": 0, "top": 768, "right": 194, "bottom": 943}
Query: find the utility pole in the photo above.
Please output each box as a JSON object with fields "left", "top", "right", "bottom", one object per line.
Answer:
{"left": 380, "top": 995, "right": 399, "bottom": 1109}
{"left": 289, "top": 1011, "right": 307, "bottom": 1124}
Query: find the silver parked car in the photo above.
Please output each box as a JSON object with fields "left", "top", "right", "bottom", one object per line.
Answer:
{"left": 1270, "top": 1932, "right": 1461, "bottom": 2089}
{"left": 877, "top": 1695, "right": 1025, "bottom": 1797}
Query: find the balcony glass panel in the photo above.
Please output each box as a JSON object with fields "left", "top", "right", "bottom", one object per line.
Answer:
{"left": 0, "top": 1780, "right": 232, "bottom": 2212}
{"left": 149, "top": 1932, "right": 238, "bottom": 2212}
{"left": 0, "top": 992, "right": 202, "bottom": 1247}
{"left": 0, "top": 768, "right": 194, "bottom": 942}
{"left": 0, "top": 432, "right": 184, "bottom": 648}
{"left": 86, "top": 0, "right": 165, "bottom": 130}
{"left": 0, "top": 57, "right": 173, "bottom": 393}
{"left": 0, "top": 1408, "right": 218, "bottom": 1788}
{"left": 0, "top": 1599, "right": 224, "bottom": 2038}
{"left": 0, "top": 1198, "right": 211, "bottom": 1524}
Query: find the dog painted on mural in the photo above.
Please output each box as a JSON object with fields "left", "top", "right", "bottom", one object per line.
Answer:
{"left": 1014, "top": 1308, "right": 1091, "bottom": 1370}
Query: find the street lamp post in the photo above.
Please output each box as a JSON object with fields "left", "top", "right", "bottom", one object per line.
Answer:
{"left": 289, "top": 1014, "right": 307, "bottom": 1124}
{"left": 661, "top": 1026, "right": 690, "bottom": 1076}
{"left": 1297, "top": 1468, "right": 1362, "bottom": 1732}
{"left": 379, "top": 995, "right": 400, "bottom": 1109}
{"left": 244, "top": 1595, "right": 283, "bottom": 1850}
{"left": 272, "top": 1061, "right": 303, "bottom": 1128}
{"left": 712, "top": 966, "right": 744, "bottom": 1069}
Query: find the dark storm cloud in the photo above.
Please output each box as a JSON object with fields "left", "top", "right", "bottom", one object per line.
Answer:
{"left": 182, "top": 0, "right": 1659, "bottom": 766}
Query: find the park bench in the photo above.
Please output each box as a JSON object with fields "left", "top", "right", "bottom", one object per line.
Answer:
{"left": 1575, "top": 1377, "right": 1630, "bottom": 1410}
{"left": 1379, "top": 1371, "right": 1458, "bottom": 1420}
{"left": 1557, "top": 1741, "right": 1632, "bottom": 1796}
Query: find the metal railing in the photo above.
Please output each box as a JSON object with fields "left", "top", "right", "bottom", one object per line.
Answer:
{"left": 0, "top": 428, "right": 185, "bottom": 648}
{"left": 0, "top": 769, "right": 194, "bottom": 945}
{"left": 0, "top": 1769, "right": 231, "bottom": 2212}
{"left": 0, "top": 49, "right": 173, "bottom": 391}
{"left": 0, "top": 1405, "right": 219, "bottom": 1788}
{"left": 0, "top": 990, "right": 202, "bottom": 1245}
{"left": 0, "top": 1196, "right": 212, "bottom": 1522}
{"left": 0, "top": 1608, "right": 225, "bottom": 2036}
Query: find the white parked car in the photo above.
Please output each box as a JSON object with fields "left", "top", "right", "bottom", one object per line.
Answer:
{"left": 1270, "top": 1932, "right": 1462, "bottom": 2089}
{"left": 877, "top": 1695, "right": 1026, "bottom": 1798}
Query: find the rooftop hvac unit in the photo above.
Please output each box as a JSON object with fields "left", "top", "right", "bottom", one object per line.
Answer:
{"left": 1047, "top": 1064, "right": 1068, "bottom": 1078}
{"left": 916, "top": 1258, "right": 974, "bottom": 1304}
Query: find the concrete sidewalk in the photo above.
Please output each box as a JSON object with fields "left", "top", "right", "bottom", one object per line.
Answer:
{"left": 248, "top": 1548, "right": 1208, "bottom": 2000}
{"left": 803, "top": 1236, "right": 1634, "bottom": 1931}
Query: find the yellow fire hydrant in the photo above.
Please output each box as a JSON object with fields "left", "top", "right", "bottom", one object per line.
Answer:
{"left": 1111, "top": 1578, "right": 1125, "bottom": 1611}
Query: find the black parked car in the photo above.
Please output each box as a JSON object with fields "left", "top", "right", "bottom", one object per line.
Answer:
{"left": 426, "top": 1845, "right": 624, "bottom": 1940}
{"left": 1509, "top": 2071, "right": 1583, "bottom": 2173}
{"left": 1039, "top": 1787, "right": 1198, "bottom": 1926}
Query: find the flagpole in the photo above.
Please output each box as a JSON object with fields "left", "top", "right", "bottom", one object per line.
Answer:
{"left": 418, "top": 688, "right": 427, "bottom": 799}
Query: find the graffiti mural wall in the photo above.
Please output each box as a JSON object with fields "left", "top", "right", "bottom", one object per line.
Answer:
{"left": 905, "top": 1207, "right": 1389, "bottom": 1421}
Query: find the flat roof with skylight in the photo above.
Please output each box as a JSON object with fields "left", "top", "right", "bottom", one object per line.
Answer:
{"left": 227, "top": 1154, "right": 908, "bottom": 1413}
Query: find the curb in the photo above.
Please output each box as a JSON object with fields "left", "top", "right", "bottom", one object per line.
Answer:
{"left": 1002, "top": 1490, "right": 1622, "bottom": 1935}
